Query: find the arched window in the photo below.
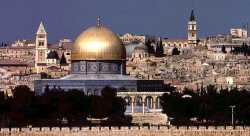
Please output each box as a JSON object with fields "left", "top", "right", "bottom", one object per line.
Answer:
{"left": 145, "top": 96, "right": 153, "bottom": 112}
{"left": 124, "top": 96, "right": 132, "bottom": 106}
{"left": 156, "top": 97, "right": 161, "bottom": 109}
{"left": 135, "top": 96, "right": 143, "bottom": 113}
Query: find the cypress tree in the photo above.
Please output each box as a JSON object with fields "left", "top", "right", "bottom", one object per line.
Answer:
{"left": 60, "top": 53, "right": 67, "bottom": 65}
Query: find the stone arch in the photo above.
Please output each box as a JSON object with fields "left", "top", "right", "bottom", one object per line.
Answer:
{"left": 156, "top": 96, "right": 161, "bottom": 109}
{"left": 135, "top": 95, "right": 143, "bottom": 113}
{"left": 145, "top": 96, "right": 153, "bottom": 111}
{"left": 86, "top": 89, "right": 92, "bottom": 96}
{"left": 124, "top": 96, "right": 132, "bottom": 113}
{"left": 124, "top": 96, "right": 132, "bottom": 106}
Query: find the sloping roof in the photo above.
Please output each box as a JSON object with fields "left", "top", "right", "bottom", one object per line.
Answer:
{"left": 37, "top": 22, "right": 47, "bottom": 34}
{"left": 47, "top": 51, "right": 59, "bottom": 59}
{"left": 190, "top": 10, "right": 196, "bottom": 21}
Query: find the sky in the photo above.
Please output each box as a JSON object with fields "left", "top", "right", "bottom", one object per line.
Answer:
{"left": 0, "top": 0, "right": 250, "bottom": 43}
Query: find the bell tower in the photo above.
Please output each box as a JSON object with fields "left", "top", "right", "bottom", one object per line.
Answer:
{"left": 187, "top": 10, "right": 197, "bottom": 46}
{"left": 35, "top": 22, "right": 48, "bottom": 73}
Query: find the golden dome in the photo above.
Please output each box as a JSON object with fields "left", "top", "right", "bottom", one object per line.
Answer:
{"left": 71, "top": 25, "right": 126, "bottom": 61}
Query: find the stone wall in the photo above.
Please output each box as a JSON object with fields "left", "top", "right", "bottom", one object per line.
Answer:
{"left": 0, "top": 126, "right": 249, "bottom": 136}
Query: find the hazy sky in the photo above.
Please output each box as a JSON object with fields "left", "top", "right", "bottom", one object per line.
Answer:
{"left": 0, "top": 0, "right": 250, "bottom": 42}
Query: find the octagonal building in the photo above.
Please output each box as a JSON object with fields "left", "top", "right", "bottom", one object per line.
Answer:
{"left": 34, "top": 20, "right": 165, "bottom": 95}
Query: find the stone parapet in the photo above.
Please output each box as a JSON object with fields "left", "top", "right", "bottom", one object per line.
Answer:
{"left": 0, "top": 126, "right": 249, "bottom": 136}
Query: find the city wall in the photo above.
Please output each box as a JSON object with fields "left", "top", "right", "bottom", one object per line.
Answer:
{"left": 0, "top": 126, "right": 249, "bottom": 136}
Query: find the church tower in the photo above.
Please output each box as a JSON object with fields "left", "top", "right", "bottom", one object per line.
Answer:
{"left": 187, "top": 10, "right": 198, "bottom": 47}
{"left": 35, "top": 22, "right": 48, "bottom": 73}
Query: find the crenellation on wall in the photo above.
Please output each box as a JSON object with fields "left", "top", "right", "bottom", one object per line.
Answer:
{"left": 20, "top": 127, "right": 31, "bottom": 132}
{"left": 41, "top": 127, "right": 50, "bottom": 131}
{"left": 178, "top": 126, "right": 187, "bottom": 130}
{"left": 158, "top": 125, "right": 169, "bottom": 130}
{"left": 130, "top": 126, "right": 140, "bottom": 130}
{"left": 120, "top": 126, "right": 129, "bottom": 130}
{"left": 90, "top": 126, "right": 100, "bottom": 131}
{"left": 61, "top": 127, "right": 70, "bottom": 132}
{"left": 71, "top": 127, "right": 80, "bottom": 132}
{"left": 51, "top": 127, "right": 60, "bottom": 132}
{"left": 80, "top": 126, "right": 90, "bottom": 131}
{"left": 0, "top": 126, "right": 250, "bottom": 136}
{"left": 1, "top": 128, "right": 8, "bottom": 132}
{"left": 100, "top": 126, "right": 108, "bottom": 131}
{"left": 112, "top": 126, "right": 122, "bottom": 131}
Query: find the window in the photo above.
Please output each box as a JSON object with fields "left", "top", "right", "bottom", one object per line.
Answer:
{"left": 38, "top": 35, "right": 45, "bottom": 38}
{"left": 192, "top": 25, "right": 195, "bottom": 30}
{"left": 39, "top": 42, "right": 44, "bottom": 46}
{"left": 192, "top": 33, "right": 195, "bottom": 37}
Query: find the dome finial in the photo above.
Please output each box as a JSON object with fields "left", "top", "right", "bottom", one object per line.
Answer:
{"left": 97, "top": 16, "right": 101, "bottom": 27}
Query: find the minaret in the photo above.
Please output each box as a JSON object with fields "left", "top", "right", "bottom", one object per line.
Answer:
{"left": 187, "top": 10, "right": 198, "bottom": 47}
{"left": 35, "top": 22, "right": 48, "bottom": 73}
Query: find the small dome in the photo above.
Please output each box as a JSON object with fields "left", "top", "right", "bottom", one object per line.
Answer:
{"left": 71, "top": 25, "right": 126, "bottom": 61}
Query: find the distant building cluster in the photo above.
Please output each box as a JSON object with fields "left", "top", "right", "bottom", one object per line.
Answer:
{"left": 0, "top": 10, "right": 250, "bottom": 97}
{"left": 0, "top": 23, "right": 71, "bottom": 95}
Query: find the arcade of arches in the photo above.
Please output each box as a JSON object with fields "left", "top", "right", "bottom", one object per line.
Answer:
{"left": 117, "top": 92, "right": 164, "bottom": 114}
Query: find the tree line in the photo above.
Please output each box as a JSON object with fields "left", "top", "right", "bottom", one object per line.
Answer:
{"left": 231, "top": 43, "right": 250, "bottom": 56}
{"left": 145, "top": 39, "right": 180, "bottom": 57}
{"left": 145, "top": 39, "right": 164, "bottom": 57}
{"left": 0, "top": 85, "right": 129, "bottom": 127}
{"left": 161, "top": 85, "right": 250, "bottom": 126}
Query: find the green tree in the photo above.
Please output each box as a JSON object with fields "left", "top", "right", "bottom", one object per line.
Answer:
{"left": 9, "top": 85, "right": 36, "bottom": 125}
{"left": 221, "top": 45, "right": 227, "bottom": 53}
{"left": 60, "top": 53, "right": 67, "bottom": 65}
{"left": 155, "top": 39, "right": 164, "bottom": 57}
{"left": 145, "top": 39, "right": 155, "bottom": 54}
{"left": 172, "top": 47, "right": 180, "bottom": 55}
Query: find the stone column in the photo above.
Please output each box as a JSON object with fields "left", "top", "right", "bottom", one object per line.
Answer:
{"left": 142, "top": 95, "right": 145, "bottom": 114}
{"left": 131, "top": 96, "right": 135, "bottom": 114}
{"left": 152, "top": 96, "right": 157, "bottom": 114}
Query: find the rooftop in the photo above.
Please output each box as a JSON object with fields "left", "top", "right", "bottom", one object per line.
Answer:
{"left": 59, "top": 74, "right": 139, "bottom": 81}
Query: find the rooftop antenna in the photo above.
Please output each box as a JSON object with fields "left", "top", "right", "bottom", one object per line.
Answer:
{"left": 97, "top": 16, "right": 101, "bottom": 27}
